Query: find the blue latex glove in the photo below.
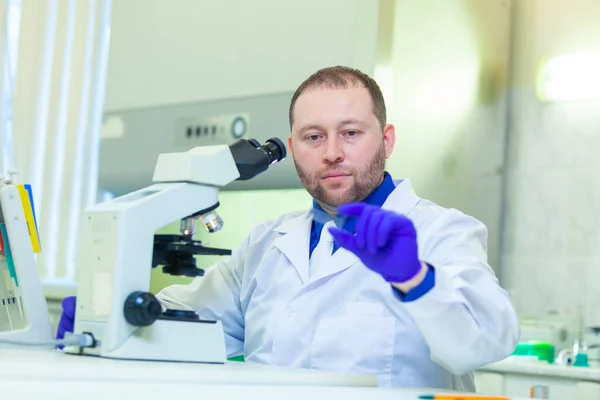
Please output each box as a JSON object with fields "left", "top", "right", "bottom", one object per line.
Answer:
{"left": 328, "top": 202, "right": 422, "bottom": 283}
{"left": 57, "top": 296, "right": 76, "bottom": 343}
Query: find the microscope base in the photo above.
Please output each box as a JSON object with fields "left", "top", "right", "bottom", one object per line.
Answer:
{"left": 75, "top": 318, "right": 227, "bottom": 364}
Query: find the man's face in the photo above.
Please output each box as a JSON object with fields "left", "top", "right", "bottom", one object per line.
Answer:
{"left": 288, "top": 86, "right": 395, "bottom": 209}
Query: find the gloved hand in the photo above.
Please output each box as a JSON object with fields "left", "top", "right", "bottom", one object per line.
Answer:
{"left": 56, "top": 296, "right": 76, "bottom": 342}
{"left": 328, "top": 202, "right": 422, "bottom": 283}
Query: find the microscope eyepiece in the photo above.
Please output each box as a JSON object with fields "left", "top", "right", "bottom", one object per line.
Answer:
{"left": 229, "top": 137, "right": 287, "bottom": 181}
{"left": 259, "top": 138, "right": 287, "bottom": 164}
{"left": 247, "top": 139, "right": 261, "bottom": 148}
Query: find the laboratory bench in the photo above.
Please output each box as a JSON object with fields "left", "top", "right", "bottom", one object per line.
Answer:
{"left": 475, "top": 358, "right": 600, "bottom": 399}
{"left": 0, "top": 347, "right": 534, "bottom": 400}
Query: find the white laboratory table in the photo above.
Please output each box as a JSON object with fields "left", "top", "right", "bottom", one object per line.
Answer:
{"left": 480, "top": 359, "right": 600, "bottom": 381}
{"left": 0, "top": 346, "right": 375, "bottom": 387}
{"left": 475, "top": 358, "right": 600, "bottom": 399}
{"left": 1, "top": 347, "right": 536, "bottom": 400}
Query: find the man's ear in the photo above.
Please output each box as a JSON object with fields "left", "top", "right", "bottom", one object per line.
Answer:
{"left": 287, "top": 135, "right": 294, "bottom": 157}
{"left": 382, "top": 124, "right": 396, "bottom": 158}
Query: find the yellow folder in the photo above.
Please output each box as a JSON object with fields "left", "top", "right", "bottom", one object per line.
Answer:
{"left": 16, "top": 184, "right": 41, "bottom": 253}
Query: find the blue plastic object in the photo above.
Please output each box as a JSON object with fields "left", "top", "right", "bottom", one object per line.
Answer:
{"left": 574, "top": 352, "right": 590, "bottom": 367}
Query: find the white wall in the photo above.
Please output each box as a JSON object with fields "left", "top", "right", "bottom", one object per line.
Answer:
{"left": 386, "top": 0, "right": 512, "bottom": 271}
{"left": 103, "top": 0, "right": 379, "bottom": 112}
{"left": 501, "top": 0, "right": 600, "bottom": 326}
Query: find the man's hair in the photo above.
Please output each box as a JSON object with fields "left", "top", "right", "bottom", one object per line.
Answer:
{"left": 288, "top": 65, "right": 387, "bottom": 130}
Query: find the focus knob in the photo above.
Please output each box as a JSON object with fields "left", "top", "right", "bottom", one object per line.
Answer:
{"left": 123, "top": 291, "right": 161, "bottom": 326}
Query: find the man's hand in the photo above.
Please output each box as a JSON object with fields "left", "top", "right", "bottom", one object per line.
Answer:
{"left": 328, "top": 203, "right": 423, "bottom": 285}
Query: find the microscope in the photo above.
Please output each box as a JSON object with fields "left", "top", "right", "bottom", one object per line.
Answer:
{"left": 65, "top": 137, "right": 286, "bottom": 363}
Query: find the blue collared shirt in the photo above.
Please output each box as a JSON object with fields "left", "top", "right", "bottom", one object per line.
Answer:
{"left": 309, "top": 171, "right": 435, "bottom": 302}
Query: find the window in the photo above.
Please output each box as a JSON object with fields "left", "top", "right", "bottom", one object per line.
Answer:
{"left": 0, "top": 0, "right": 21, "bottom": 174}
{"left": 3, "top": 0, "right": 112, "bottom": 297}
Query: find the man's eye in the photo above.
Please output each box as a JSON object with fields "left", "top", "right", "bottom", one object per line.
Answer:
{"left": 308, "top": 135, "right": 320, "bottom": 141}
{"left": 345, "top": 130, "right": 358, "bottom": 137}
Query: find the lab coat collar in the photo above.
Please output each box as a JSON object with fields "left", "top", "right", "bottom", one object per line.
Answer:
{"left": 382, "top": 178, "right": 421, "bottom": 216}
{"left": 272, "top": 178, "right": 421, "bottom": 286}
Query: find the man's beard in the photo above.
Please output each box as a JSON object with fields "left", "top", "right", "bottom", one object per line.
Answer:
{"left": 294, "top": 142, "right": 386, "bottom": 208}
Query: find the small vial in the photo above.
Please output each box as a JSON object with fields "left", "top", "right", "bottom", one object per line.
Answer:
{"left": 530, "top": 385, "right": 549, "bottom": 399}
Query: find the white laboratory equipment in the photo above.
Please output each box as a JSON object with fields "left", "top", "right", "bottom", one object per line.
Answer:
{"left": 0, "top": 172, "right": 53, "bottom": 347}
{"left": 66, "top": 138, "right": 286, "bottom": 363}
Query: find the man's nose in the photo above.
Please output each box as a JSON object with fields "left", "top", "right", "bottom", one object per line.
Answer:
{"left": 323, "top": 135, "right": 345, "bottom": 163}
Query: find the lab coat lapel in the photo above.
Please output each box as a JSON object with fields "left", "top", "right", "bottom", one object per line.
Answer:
{"left": 308, "top": 246, "right": 360, "bottom": 284}
{"left": 273, "top": 211, "right": 313, "bottom": 284}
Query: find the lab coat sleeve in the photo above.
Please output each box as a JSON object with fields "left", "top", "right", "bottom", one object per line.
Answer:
{"left": 401, "top": 209, "right": 520, "bottom": 376}
{"left": 155, "top": 234, "right": 249, "bottom": 358}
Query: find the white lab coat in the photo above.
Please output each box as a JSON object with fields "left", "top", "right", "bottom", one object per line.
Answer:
{"left": 157, "top": 178, "right": 519, "bottom": 390}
